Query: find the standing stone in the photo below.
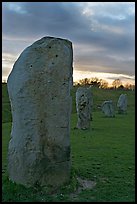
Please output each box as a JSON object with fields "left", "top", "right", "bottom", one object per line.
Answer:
{"left": 87, "top": 86, "right": 93, "bottom": 121}
{"left": 101, "top": 100, "right": 115, "bottom": 117}
{"left": 117, "top": 94, "right": 127, "bottom": 114}
{"left": 7, "top": 36, "right": 73, "bottom": 187}
{"left": 76, "top": 87, "right": 91, "bottom": 129}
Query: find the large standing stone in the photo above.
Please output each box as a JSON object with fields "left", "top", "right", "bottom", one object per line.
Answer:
{"left": 87, "top": 86, "right": 93, "bottom": 121}
{"left": 101, "top": 100, "right": 115, "bottom": 117}
{"left": 7, "top": 37, "right": 73, "bottom": 187}
{"left": 76, "top": 87, "right": 91, "bottom": 129}
{"left": 117, "top": 94, "right": 127, "bottom": 114}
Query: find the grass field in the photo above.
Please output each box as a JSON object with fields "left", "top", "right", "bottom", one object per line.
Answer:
{"left": 2, "top": 83, "right": 135, "bottom": 202}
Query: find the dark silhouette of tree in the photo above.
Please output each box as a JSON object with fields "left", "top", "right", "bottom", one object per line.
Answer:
{"left": 78, "top": 78, "right": 91, "bottom": 86}
{"left": 90, "top": 77, "right": 101, "bottom": 87}
{"left": 77, "top": 77, "right": 109, "bottom": 88}
{"left": 117, "top": 84, "right": 124, "bottom": 90}
{"left": 112, "top": 79, "right": 122, "bottom": 89}
{"left": 74, "top": 76, "right": 134, "bottom": 90}
{"left": 99, "top": 79, "right": 108, "bottom": 89}
{"left": 124, "top": 83, "right": 135, "bottom": 90}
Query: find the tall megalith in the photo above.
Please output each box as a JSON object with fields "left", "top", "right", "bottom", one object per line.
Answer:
{"left": 117, "top": 94, "right": 127, "bottom": 114}
{"left": 76, "top": 87, "right": 91, "bottom": 130}
{"left": 87, "top": 86, "right": 93, "bottom": 121}
{"left": 7, "top": 37, "right": 73, "bottom": 187}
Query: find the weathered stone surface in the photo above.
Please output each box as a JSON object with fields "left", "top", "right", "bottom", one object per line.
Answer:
{"left": 7, "top": 36, "right": 73, "bottom": 187}
{"left": 117, "top": 94, "right": 127, "bottom": 114}
{"left": 76, "top": 87, "right": 91, "bottom": 129}
{"left": 101, "top": 100, "right": 115, "bottom": 117}
{"left": 87, "top": 87, "right": 93, "bottom": 121}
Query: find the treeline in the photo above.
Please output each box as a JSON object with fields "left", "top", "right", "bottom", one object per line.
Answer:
{"left": 2, "top": 77, "right": 135, "bottom": 90}
{"left": 73, "top": 77, "right": 135, "bottom": 90}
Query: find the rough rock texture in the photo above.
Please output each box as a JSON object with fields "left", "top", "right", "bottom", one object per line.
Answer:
{"left": 7, "top": 36, "right": 73, "bottom": 187}
{"left": 117, "top": 94, "right": 127, "bottom": 114}
{"left": 101, "top": 100, "right": 115, "bottom": 117}
{"left": 87, "top": 87, "right": 93, "bottom": 121}
{"left": 76, "top": 87, "right": 91, "bottom": 129}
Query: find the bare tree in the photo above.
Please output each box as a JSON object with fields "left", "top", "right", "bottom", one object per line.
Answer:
{"left": 99, "top": 79, "right": 109, "bottom": 89}
{"left": 112, "top": 79, "right": 122, "bottom": 89}
{"left": 125, "top": 83, "right": 135, "bottom": 90}
{"left": 90, "top": 77, "right": 101, "bottom": 87}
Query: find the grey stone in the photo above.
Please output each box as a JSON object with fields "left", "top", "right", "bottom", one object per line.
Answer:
{"left": 7, "top": 36, "right": 73, "bottom": 187}
{"left": 117, "top": 94, "right": 127, "bottom": 114}
{"left": 87, "top": 86, "right": 93, "bottom": 121}
{"left": 76, "top": 87, "right": 91, "bottom": 129}
{"left": 101, "top": 100, "right": 115, "bottom": 117}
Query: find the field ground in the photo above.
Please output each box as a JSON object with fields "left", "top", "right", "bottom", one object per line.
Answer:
{"left": 2, "top": 83, "right": 135, "bottom": 202}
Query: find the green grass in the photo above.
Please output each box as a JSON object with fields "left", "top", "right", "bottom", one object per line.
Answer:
{"left": 2, "top": 122, "right": 11, "bottom": 169}
{"left": 2, "top": 83, "right": 12, "bottom": 123}
{"left": 2, "top": 83, "right": 135, "bottom": 202}
{"left": 70, "top": 112, "right": 135, "bottom": 202}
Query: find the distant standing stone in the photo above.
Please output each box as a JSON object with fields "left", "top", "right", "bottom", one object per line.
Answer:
{"left": 102, "top": 100, "right": 115, "bottom": 117}
{"left": 76, "top": 87, "right": 91, "bottom": 129}
{"left": 117, "top": 94, "right": 127, "bottom": 114}
{"left": 87, "top": 86, "right": 93, "bottom": 121}
{"left": 7, "top": 36, "right": 73, "bottom": 187}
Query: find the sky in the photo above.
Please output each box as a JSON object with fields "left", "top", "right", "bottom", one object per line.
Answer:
{"left": 2, "top": 2, "right": 135, "bottom": 85}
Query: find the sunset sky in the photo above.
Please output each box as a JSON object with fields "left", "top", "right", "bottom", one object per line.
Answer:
{"left": 2, "top": 2, "right": 135, "bottom": 85}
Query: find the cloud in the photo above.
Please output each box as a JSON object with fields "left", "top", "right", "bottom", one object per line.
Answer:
{"left": 2, "top": 53, "right": 18, "bottom": 78}
{"left": 2, "top": 2, "right": 135, "bottom": 81}
{"left": 2, "top": 2, "right": 85, "bottom": 39}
